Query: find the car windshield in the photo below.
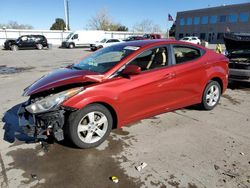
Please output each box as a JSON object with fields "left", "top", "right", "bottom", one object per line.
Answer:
{"left": 100, "top": 38, "right": 108, "bottom": 43}
{"left": 182, "top": 38, "right": 189, "bottom": 40}
{"left": 66, "top": 33, "right": 74, "bottom": 40}
{"left": 72, "top": 45, "right": 140, "bottom": 73}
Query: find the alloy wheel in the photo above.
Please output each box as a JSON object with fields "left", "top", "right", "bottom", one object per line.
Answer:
{"left": 206, "top": 84, "right": 219, "bottom": 107}
{"left": 77, "top": 111, "right": 108, "bottom": 144}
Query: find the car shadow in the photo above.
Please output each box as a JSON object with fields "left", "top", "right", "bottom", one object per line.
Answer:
{"left": 2, "top": 103, "right": 35, "bottom": 143}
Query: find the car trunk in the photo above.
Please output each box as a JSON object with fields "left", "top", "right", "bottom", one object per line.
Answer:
{"left": 224, "top": 33, "right": 250, "bottom": 70}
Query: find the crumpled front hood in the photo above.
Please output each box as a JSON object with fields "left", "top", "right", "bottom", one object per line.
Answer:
{"left": 23, "top": 67, "right": 103, "bottom": 96}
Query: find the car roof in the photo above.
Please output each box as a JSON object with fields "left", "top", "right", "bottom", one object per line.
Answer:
{"left": 119, "top": 39, "right": 175, "bottom": 47}
{"left": 114, "top": 39, "right": 206, "bottom": 51}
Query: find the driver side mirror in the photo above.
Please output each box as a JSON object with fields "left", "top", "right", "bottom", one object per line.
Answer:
{"left": 122, "top": 65, "right": 141, "bottom": 76}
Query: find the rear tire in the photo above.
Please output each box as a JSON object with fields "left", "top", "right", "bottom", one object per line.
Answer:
{"left": 67, "top": 104, "right": 113, "bottom": 149}
{"left": 11, "top": 45, "right": 18, "bottom": 51}
{"left": 201, "top": 81, "right": 221, "bottom": 110}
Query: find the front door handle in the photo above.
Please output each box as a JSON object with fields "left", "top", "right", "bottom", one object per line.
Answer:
{"left": 164, "top": 73, "right": 176, "bottom": 79}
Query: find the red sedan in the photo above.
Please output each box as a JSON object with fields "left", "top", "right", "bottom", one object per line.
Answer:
{"left": 19, "top": 40, "right": 229, "bottom": 148}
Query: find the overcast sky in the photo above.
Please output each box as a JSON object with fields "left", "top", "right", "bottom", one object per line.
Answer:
{"left": 0, "top": 0, "right": 249, "bottom": 31}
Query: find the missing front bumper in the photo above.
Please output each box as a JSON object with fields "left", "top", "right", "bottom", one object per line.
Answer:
{"left": 18, "top": 104, "right": 66, "bottom": 141}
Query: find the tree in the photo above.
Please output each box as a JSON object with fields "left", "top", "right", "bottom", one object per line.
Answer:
{"left": 87, "top": 9, "right": 112, "bottom": 30}
{"left": 50, "top": 18, "right": 66, "bottom": 30}
{"left": 87, "top": 9, "right": 128, "bottom": 31}
{"left": 117, "top": 25, "right": 128, "bottom": 31}
{"left": 132, "top": 19, "right": 161, "bottom": 33}
{"left": 0, "top": 21, "right": 33, "bottom": 29}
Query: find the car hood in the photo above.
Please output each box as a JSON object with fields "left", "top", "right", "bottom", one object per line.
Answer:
{"left": 5, "top": 39, "right": 16, "bottom": 44}
{"left": 23, "top": 67, "right": 103, "bottom": 96}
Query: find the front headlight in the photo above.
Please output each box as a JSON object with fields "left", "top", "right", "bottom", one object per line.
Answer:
{"left": 25, "top": 87, "right": 83, "bottom": 114}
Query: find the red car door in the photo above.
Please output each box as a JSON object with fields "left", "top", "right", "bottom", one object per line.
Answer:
{"left": 115, "top": 46, "right": 179, "bottom": 125}
{"left": 170, "top": 44, "right": 208, "bottom": 107}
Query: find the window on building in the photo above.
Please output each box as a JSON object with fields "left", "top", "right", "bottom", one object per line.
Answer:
{"left": 194, "top": 17, "right": 200, "bottom": 25}
{"left": 239, "top": 12, "right": 249, "bottom": 22}
{"left": 219, "top": 15, "right": 227, "bottom": 23}
{"left": 201, "top": 16, "right": 208, "bottom": 24}
{"left": 180, "top": 18, "right": 185, "bottom": 26}
{"left": 210, "top": 15, "right": 217, "bottom": 24}
{"left": 229, "top": 14, "right": 238, "bottom": 22}
{"left": 217, "top": 33, "right": 224, "bottom": 40}
{"left": 186, "top": 17, "right": 192, "bottom": 25}
{"left": 200, "top": 33, "right": 206, "bottom": 40}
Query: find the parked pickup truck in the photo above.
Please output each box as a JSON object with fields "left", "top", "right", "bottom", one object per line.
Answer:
{"left": 224, "top": 33, "right": 250, "bottom": 82}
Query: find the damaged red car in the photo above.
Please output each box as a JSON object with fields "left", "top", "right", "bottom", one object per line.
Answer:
{"left": 19, "top": 40, "right": 229, "bottom": 148}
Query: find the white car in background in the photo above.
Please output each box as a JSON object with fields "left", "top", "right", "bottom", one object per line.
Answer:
{"left": 180, "top": 36, "right": 201, "bottom": 45}
{"left": 90, "top": 38, "right": 123, "bottom": 51}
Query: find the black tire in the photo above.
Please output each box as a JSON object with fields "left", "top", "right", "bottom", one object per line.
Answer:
{"left": 36, "top": 43, "right": 43, "bottom": 50}
{"left": 201, "top": 80, "right": 221, "bottom": 110}
{"left": 98, "top": 45, "right": 103, "bottom": 49}
{"left": 67, "top": 104, "right": 113, "bottom": 149}
{"left": 10, "top": 45, "right": 18, "bottom": 51}
{"left": 69, "top": 43, "right": 74, "bottom": 49}
{"left": 90, "top": 47, "right": 97, "bottom": 51}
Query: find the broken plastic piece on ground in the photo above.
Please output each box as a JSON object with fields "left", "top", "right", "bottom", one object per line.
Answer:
{"left": 110, "top": 176, "right": 119, "bottom": 183}
{"left": 136, "top": 162, "right": 148, "bottom": 172}
{"left": 240, "top": 152, "right": 245, "bottom": 155}
{"left": 31, "top": 174, "right": 37, "bottom": 179}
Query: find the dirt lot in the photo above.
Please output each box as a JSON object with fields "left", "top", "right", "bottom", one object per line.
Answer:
{"left": 0, "top": 47, "right": 249, "bottom": 188}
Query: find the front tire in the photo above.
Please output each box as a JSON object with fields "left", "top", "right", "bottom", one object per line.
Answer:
{"left": 67, "top": 104, "right": 113, "bottom": 148}
{"left": 201, "top": 81, "right": 221, "bottom": 110}
{"left": 69, "top": 43, "right": 74, "bottom": 49}
{"left": 11, "top": 45, "right": 18, "bottom": 51}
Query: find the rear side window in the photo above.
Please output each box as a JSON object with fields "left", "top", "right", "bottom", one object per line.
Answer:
{"left": 173, "top": 46, "right": 201, "bottom": 64}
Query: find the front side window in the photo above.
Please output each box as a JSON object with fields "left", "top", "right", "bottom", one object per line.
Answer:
{"left": 194, "top": 17, "right": 200, "bottom": 25}
{"left": 180, "top": 18, "right": 185, "bottom": 26}
{"left": 210, "top": 15, "right": 217, "bottom": 24}
{"left": 201, "top": 16, "right": 208, "bottom": 24}
{"left": 239, "top": 12, "right": 249, "bottom": 22}
{"left": 173, "top": 46, "right": 201, "bottom": 64}
{"left": 72, "top": 45, "right": 139, "bottom": 73}
{"left": 72, "top": 34, "right": 78, "bottom": 39}
{"left": 229, "top": 14, "right": 238, "bottom": 23}
{"left": 129, "top": 47, "right": 169, "bottom": 71}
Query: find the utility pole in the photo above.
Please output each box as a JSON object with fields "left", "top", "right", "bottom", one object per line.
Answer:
{"left": 64, "top": 0, "right": 69, "bottom": 30}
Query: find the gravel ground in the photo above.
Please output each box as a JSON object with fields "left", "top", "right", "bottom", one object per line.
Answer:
{"left": 0, "top": 47, "right": 249, "bottom": 188}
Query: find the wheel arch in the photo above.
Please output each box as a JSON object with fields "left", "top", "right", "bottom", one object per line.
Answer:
{"left": 210, "top": 77, "right": 223, "bottom": 93}
{"left": 85, "top": 102, "right": 118, "bottom": 129}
